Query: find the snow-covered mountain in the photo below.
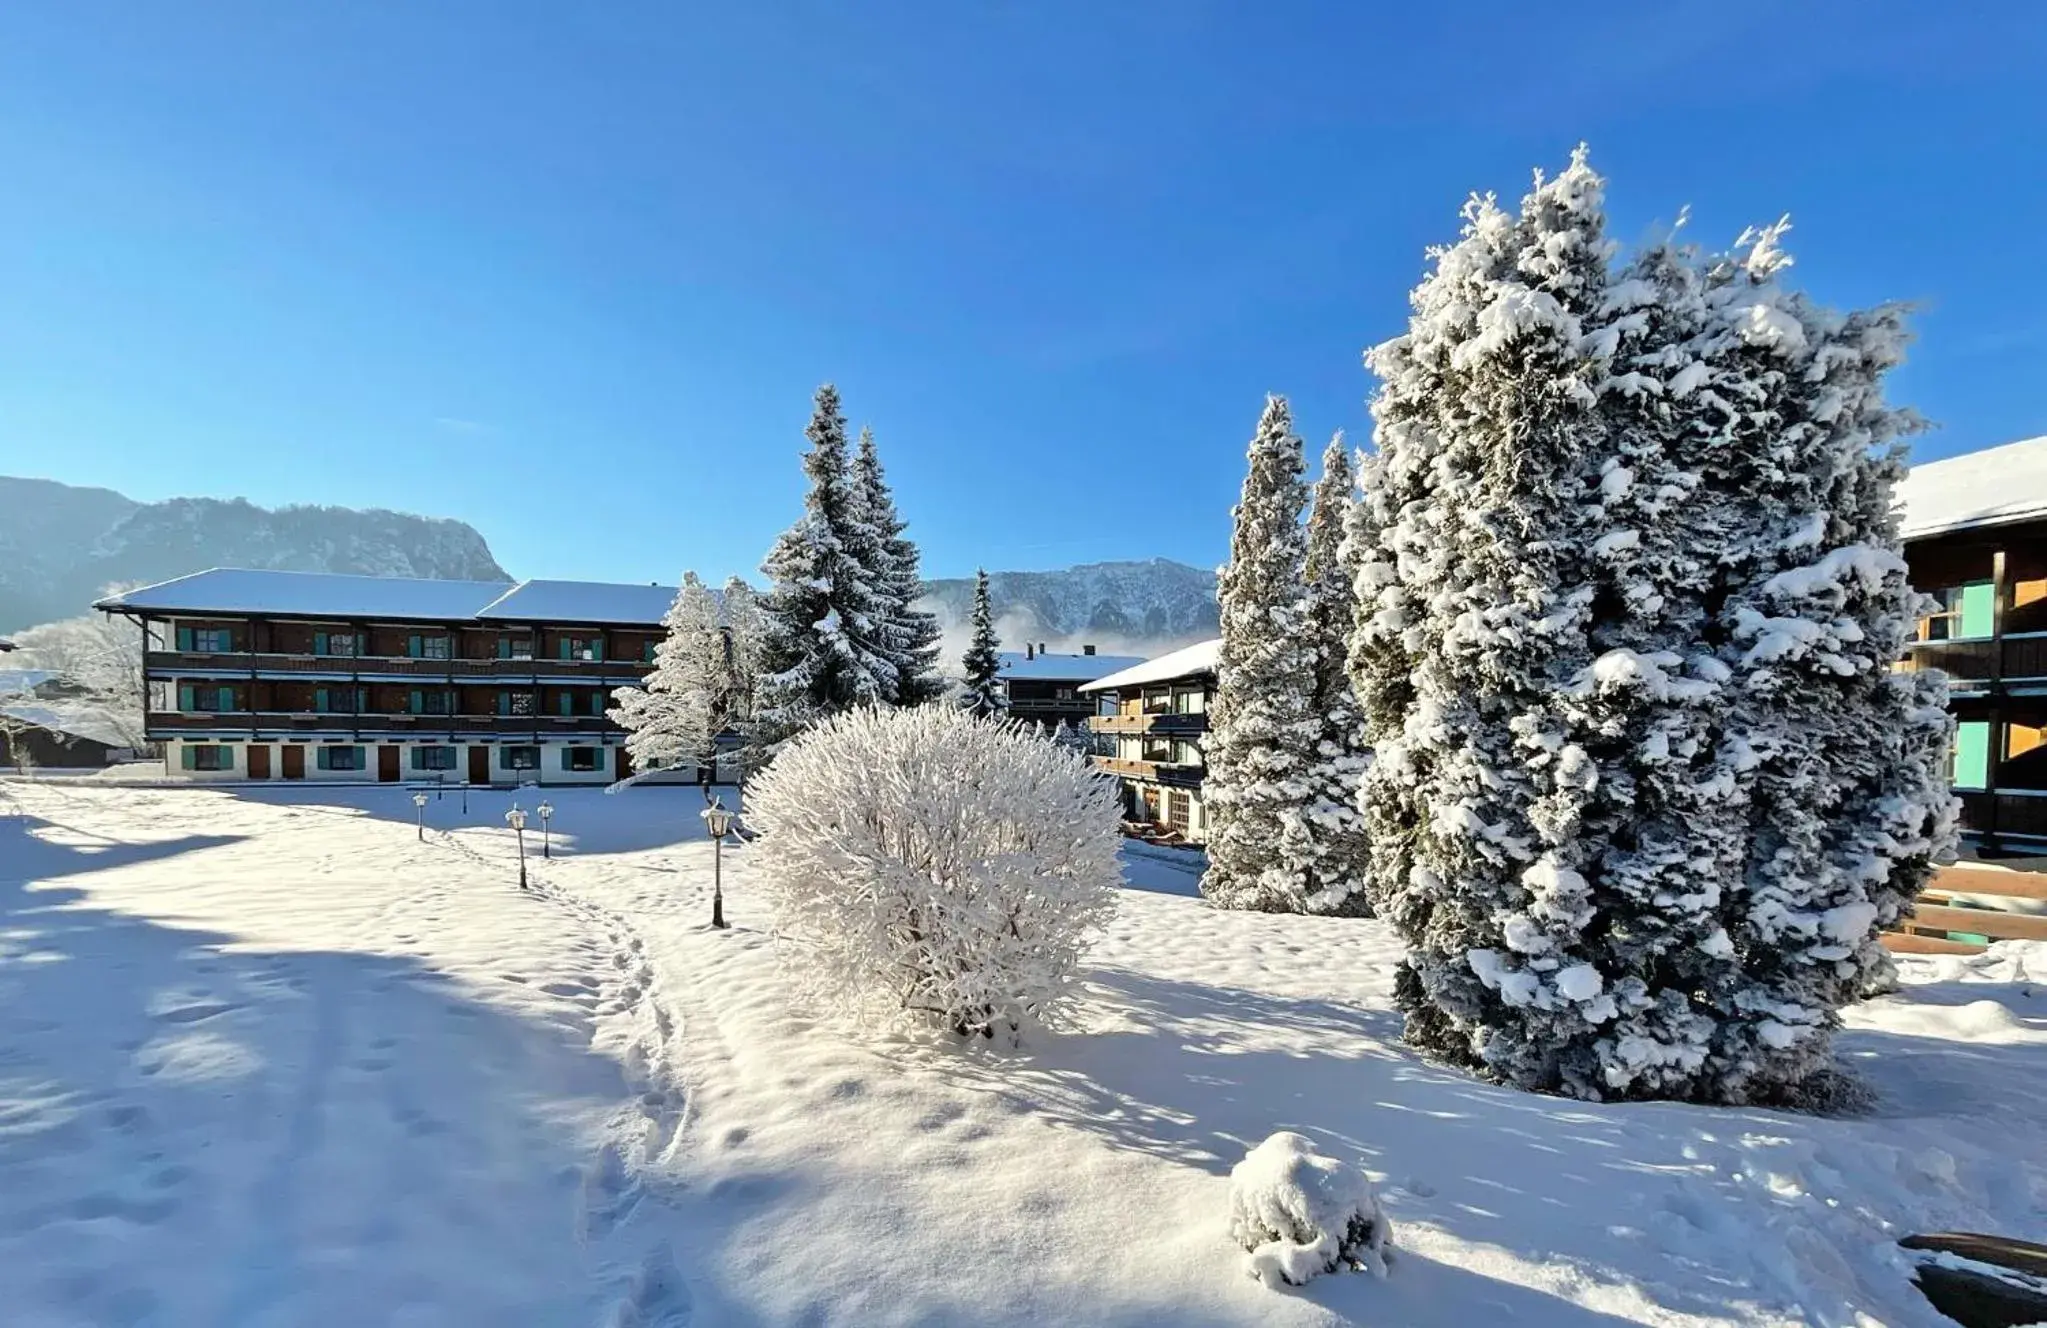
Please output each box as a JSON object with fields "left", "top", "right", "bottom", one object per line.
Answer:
{"left": 0, "top": 476, "right": 510, "bottom": 634}
{"left": 917, "top": 558, "right": 1219, "bottom": 656}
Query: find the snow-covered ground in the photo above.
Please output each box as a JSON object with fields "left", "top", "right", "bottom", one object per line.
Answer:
{"left": 2, "top": 781, "right": 2041, "bottom": 1326}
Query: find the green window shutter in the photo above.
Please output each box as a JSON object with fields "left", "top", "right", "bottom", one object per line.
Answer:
{"left": 497, "top": 691, "right": 508, "bottom": 716}
{"left": 178, "top": 684, "right": 195, "bottom": 710}
{"left": 176, "top": 626, "right": 194, "bottom": 651}
{"left": 591, "top": 639, "right": 603, "bottom": 661}
{"left": 314, "top": 747, "right": 327, "bottom": 771}
{"left": 559, "top": 638, "right": 570, "bottom": 660}
{"left": 409, "top": 689, "right": 423, "bottom": 714}
{"left": 314, "top": 632, "right": 328, "bottom": 655}
{"left": 180, "top": 745, "right": 197, "bottom": 770}
{"left": 496, "top": 637, "right": 509, "bottom": 659}
{"left": 1954, "top": 720, "right": 1991, "bottom": 789}
{"left": 315, "top": 687, "right": 329, "bottom": 712}
{"left": 560, "top": 747, "right": 573, "bottom": 771}
{"left": 1959, "top": 583, "right": 1996, "bottom": 639}
{"left": 558, "top": 692, "right": 570, "bottom": 716}
{"left": 216, "top": 687, "right": 233, "bottom": 710}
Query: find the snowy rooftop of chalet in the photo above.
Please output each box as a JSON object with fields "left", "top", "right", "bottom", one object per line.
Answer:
{"left": 1898, "top": 436, "right": 2047, "bottom": 540}
{"left": 1078, "top": 638, "right": 1221, "bottom": 693}
{"left": 474, "top": 580, "right": 679, "bottom": 625}
{"left": 995, "top": 650, "right": 1146, "bottom": 683}
{"left": 94, "top": 568, "right": 680, "bottom": 626}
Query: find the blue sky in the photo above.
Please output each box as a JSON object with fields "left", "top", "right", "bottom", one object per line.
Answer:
{"left": 0, "top": 2, "right": 2041, "bottom": 585}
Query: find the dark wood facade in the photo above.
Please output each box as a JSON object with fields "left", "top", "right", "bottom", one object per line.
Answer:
{"left": 1900, "top": 513, "right": 2047, "bottom": 851}
{"left": 1082, "top": 651, "right": 1216, "bottom": 844}
{"left": 119, "top": 606, "right": 664, "bottom": 785}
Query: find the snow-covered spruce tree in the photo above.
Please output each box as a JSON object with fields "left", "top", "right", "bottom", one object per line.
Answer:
{"left": 854, "top": 426, "right": 946, "bottom": 706}
{"left": 1297, "top": 434, "right": 1373, "bottom": 915}
{"left": 1350, "top": 151, "right": 1735, "bottom": 1097}
{"left": 1200, "top": 395, "right": 1323, "bottom": 912}
{"left": 609, "top": 571, "right": 724, "bottom": 772}
{"left": 746, "top": 706, "right": 1123, "bottom": 1040}
{"left": 1352, "top": 151, "right": 1952, "bottom": 1104}
{"left": 751, "top": 385, "right": 900, "bottom": 751}
{"left": 1678, "top": 222, "right": 1953, "bottom": 1098}
{"left": 957, "top": 568, "right": 1006, "bottom": 717}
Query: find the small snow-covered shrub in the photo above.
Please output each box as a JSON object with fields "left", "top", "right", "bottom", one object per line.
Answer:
{"left": 746, "top": 705, "right": 1123, "bottom": 1039}
{"left": 1228, "top": 1132, "right": 1393, "bottom": 1286}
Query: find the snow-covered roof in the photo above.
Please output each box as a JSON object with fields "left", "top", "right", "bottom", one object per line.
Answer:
{"left": 97, "top": 569, "right": 515, "bottom": 621}
{"left": 1898, "top": 437, "right": 2047, "bottom": 540}
{"left": 0, "top": 670, "right": 59, "bottom": 696}
{"left": 995, "top": 650, "right": 1147, "bottom": 683}
{"left": 475, "top": 580, "right": 678, "bottom": 626}
{"left": 1078, "top": 639, "right": 1221, "bottom": 693}
{"left": 1, "top": 703, "right": 128, "bottom": 750}
{"left": 93, "top": 568, "right": 680, "bottom": 627}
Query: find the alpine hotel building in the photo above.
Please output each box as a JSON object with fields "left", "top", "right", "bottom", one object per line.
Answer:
{"left": 98, "top": 569, "right": 679, "bottom": 785}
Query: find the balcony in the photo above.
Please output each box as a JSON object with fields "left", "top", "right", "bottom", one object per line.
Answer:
{"left": 145, "top": 650, "right": 650, "bottom": 682}
{"left": 1089, "top": 711, "right": 1209, "bottom": 737}
{"left": 144, "top": 711, "right": 623, "bottom": 738}
{"left": 1091, "top": 755, "right": 1204, "bottom": 787}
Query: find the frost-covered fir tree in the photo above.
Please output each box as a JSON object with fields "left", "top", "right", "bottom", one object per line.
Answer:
{"left": 1297, "top": 434, "right": 1372, "bottom": 915}
{"left": 721, "top": 575, "right": 765, "bottom": 725}
{"left": 1201, "top": 395, "right": 1323, "bottom": 912}
{"left": 957, "top": 568, "right": 1006, "bottom": 717}
{"left": 609, "top": 572, "right": 724, "bottom": 772}
{"left": 1681, "top": 221, "right": 1952, "bottom": 1098}
{"left": 855, "top": 427, "right": 946, "bottom": 706}
{"left": 752, "top": 385, "right": 900, "bottom": 749}
{"left": 1350, "top": 150, "right": 1952, "bottom": 1104}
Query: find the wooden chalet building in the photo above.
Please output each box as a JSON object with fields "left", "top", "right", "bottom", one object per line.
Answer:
{"left": 995, "top": 644, "right": 1145, "bottom": 733}
{"left": 1080, "top": 639, "right": 1218, "bottom": 843}
{"left": 1897, "top": 436, "right": 2047, "bottom": 853}
{"left": 96, "top": 569, "right": 678, "bottom": 786}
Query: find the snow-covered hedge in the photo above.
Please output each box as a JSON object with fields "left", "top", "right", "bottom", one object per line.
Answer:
{"left": 1228, "top": 1132, "right": 1393, "bottom": 1286}
{"left": 745, "top": 705, "right": 1123, "bottom": 1039}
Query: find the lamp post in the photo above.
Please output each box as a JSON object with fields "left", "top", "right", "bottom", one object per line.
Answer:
{"left": 701, "top": 796, "right": 734, "bottom": 930}
{"left": 412, "top": 790, "right": 429, "bottom": 841}
{"left": 537, "top": 799, "right": 554, "bottom": 859}
{"left": 506, "top": 805, "right": 528, "bottom": 889}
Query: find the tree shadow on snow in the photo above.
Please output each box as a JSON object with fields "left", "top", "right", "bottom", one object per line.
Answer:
{"left": 0, "top": 808, "right": 659, "bottom": 1326}
{"left": 917, "top": 964, "right": 2022, "bottom": 1326}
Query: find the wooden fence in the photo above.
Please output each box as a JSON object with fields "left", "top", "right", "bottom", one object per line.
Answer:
{"left": 1882, "top": 865, "right": 2047, "bottom": 955}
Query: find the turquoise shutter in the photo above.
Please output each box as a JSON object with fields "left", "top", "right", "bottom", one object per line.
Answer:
{"left": 315, "top": 687, "right": 328, "bottom": 712}
{"left": 1959, "top": 584, "right": 1996, "bottom": 639}
{"left": 497, "top": 691, "right": 508, "bottom": 716}
{"left": 560, "top": 747, "right": 573, "bottom": 771}
{"left": 176, "top": 626, "right": 194, "bottom": 651}
{"left": 559, "top": 692, "right": 571, "bottom": 717}
{"left": 180, "top": 745, "right": 197, "bottom": 770}
{"left": 591, "top": 638, "right": 603, "bottom": 661}
{"left": 314, "top": 632, "right": 328, "bottom": 655}
{"left": 559, "top": 638, "right": 570, "bottom": 660}
{"left": 409, "top": 689, "right": 423, "bottom": 714}
{"left": 178, "top": 684, "right": 195, "bottom": 710}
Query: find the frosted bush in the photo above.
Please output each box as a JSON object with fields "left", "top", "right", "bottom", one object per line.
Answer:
{"left": 1228, "top": 1132, "right": 1393, "bottom": 1286}
{"left": 745, "top": 705, "right": 1123, "bottom": 1040}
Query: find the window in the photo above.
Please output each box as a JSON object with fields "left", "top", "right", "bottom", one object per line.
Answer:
{"left": 314, "top": 687, "right": 365, "bottom": 714}
{"left": 499, "top": 691, "right": 536, "bottom": 717}
{"left": 315, "top": 745, "right": 364, "bottom": 772}
{"left": 408, "top": 689, "right": 454, "bottom": 716}
{"left": 1142, "top": 688, "right": 1172, "bottom": 715}
{"left": 1055, "top": 686, "right": 1076, "bottom": 700}
{"left": 558, "top": 690, "right": 605, "bottom": 717}
{"left": 1922, "top": 583, "right": 1996, "bottom": 641}
{"left": 175, "top": 626, "right": 235, "bottom": 653}
{"left": 1172, "top": 738, "right": 1203, "bottom": 767}
{"left": 561, "top": 636, "right": 604, "bottom": 662}
{"left": 561, "top": 746, "right": 600, "bottom": 772}
{"left": 501, "top": 745, "right": 540, "bottom": 771}
{"left": 642, "top": 640, "right": 658, "bottom": 664}
{"left": 179, "top": 684, "right": 236, "bottom": 713}
{"left": 411, "top": 746, "right": 457, "bottom": 771}
{"left": 497, "top": 636, "right": 535, "bottom": 660}
{"left": 179, "top": 744, "right": 234, "bottom": 771}
{"left": 408, "top": 634, "right": 453, "bottom": 660}
{"left": 1953, "top": 721, "right": 1991, "bottom": 790}
{"left": 1173, "top": 688, "right": 1206, "bottom": 715}
{"left": 313, "top": 632, "right": 359, "bottom": 657}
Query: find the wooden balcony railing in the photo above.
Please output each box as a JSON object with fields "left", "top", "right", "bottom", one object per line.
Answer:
{"left": 1092, "top": 755, "right": 1204, "bottom": 786}
{"left": 1089, "top": 711, "right": 1208, "bottom": 736}
{"left": 144, "top": 711, "right": 622, "bottom": 737}
{"left": 145, "top": 650, "right": 650, "bottom": 681}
